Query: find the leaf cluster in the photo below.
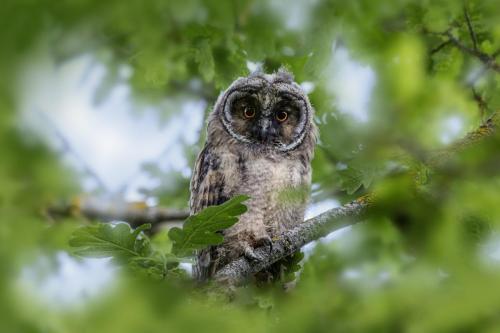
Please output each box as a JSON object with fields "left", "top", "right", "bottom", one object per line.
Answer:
{"left": 68, "top": 196, "right": 249, "bottom": 279}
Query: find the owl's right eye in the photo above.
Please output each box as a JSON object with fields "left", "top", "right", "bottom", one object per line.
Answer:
{"left": 243, "top": 106, "right": 256, "bottom": 119}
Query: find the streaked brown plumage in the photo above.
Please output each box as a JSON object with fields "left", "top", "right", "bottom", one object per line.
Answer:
{"left": 190, "top": 69, "right": 317, "bottom": 281}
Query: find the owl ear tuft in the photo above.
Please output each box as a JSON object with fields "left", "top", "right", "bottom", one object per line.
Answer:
{"left": 275, "top": 67, "right": 294, "bottom": 83}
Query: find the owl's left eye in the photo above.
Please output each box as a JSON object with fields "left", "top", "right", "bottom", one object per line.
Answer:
{"left": 243, "top": 106, "right": 256, "bottom": 119}
{"left": 275, "top": 110, "right": 288, "bottom": 122}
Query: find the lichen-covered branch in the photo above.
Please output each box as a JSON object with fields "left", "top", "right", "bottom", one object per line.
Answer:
{"left": 427, "top": 111, "right": 499, "bottom": 166}
{"left": 215, "top": 111, "right": 499, "bottom": 285}
{"left": 214, "top": 196, "right": 372, "bottom": 285}
{"left": 46, "top": 197, "right": 189, "bottom": 227}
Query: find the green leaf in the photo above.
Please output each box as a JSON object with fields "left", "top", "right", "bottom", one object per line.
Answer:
{"left": 338, "top": 159, "right": 384, "bottom": 195}
{"left": 69, "top": 222, "right": 152, "bottom": 262}
{"left": 339, "top": 167, "right": 364, "bottom": 195}
{"left": 68, "top": 222, "right": 188, "bottom": 280}
{"left": 168, "top": 195, "right": 249, "bottom": 256}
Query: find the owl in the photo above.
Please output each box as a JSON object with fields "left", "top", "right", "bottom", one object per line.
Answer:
{"left": 190, "top": 69, "right": 316, "bottom": 282}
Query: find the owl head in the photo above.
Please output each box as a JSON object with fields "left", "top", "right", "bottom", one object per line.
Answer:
{"left": 210, "top": 69, "right": 315, "bottom": 152}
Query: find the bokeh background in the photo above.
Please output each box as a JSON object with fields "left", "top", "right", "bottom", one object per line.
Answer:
{"left": 1, "top": 0, "right": 500, "bottom": 331}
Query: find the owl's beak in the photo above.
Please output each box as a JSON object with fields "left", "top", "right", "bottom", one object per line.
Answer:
{"left": 255, "top": 118, "right": 273, "bottom": 143}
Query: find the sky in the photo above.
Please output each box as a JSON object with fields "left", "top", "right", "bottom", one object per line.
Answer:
{"left": 325, "top": 45, "right": 376, "bottom": 123}
{"left": 19, "top": 50, "right": 206, "bottom": 201}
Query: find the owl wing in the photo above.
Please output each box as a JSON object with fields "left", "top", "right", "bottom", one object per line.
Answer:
{"left": 190, "top": 144, "right": 229, "bottom": 212}
{"left": 190, "top": 144, "right": 229, "bottom": 281}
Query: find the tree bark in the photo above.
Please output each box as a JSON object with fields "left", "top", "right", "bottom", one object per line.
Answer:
{"left": 214, "top": 196, "right": 371, "bottom": 285}
{"left": 46, "top": 197, "right": 189, "bottom": 227}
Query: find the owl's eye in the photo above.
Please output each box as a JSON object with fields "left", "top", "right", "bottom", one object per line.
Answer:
{"left": 275, "top": 110, "right": 288, "bottom": 122}
{"left": 243, "top": 106, "right": 256, "bottom": 119}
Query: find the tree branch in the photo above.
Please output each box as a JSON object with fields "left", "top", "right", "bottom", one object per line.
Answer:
{"left": 214, "top": 196, "right": 372, "bottom": 285}
{"left": 427, "top": 111, "right": 499, "bottom": 166}
{"left": 445, "top": 32, "right": 500, "bottom": 73}
{"left": 214, "top": 111, "right": 499, "bottom": 285}
{"left": 471, "top": 87, "right": 488, "bottom": 120}
{"left": 424, "top": 26, "right": 500, "bottom": 73}
{"left": 47, "top": 105, "right": 497, "bottom": 285}
{"left": 47, "top": 197, "right": 189, "bottom": 228}
{"left": 430, "top": 40, "right": 451, "bottom": 55}
{"left": 463, "top": 6, "right": 478, "bottom": 51}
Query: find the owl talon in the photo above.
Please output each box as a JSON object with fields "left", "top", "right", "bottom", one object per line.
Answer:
{"left": 256, "top": 235, "right": 273, "bottom": 253}
{"left": 244, "top": 246, "right": 261, "bottom": 261}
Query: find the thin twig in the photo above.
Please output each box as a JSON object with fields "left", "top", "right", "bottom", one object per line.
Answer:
{"left": 430, "top": 40, "right": 452, "bottom": 55}
{"left": 463, "top": 6, "right": 478, "bottom": 50}
{"left": 445, "top": 32, "right": 500, "bottom": 73}
{"left": 423, "top": 27, "right": 500, "bottom": 73}
{"left": 47, "top": 197, "right": 189, "bottom": 227}
{"left": 471, "top": 88, "right": 488, "bottom": 120}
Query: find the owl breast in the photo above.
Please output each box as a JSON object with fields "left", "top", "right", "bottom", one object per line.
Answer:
{"left": 221, "top": 148, "right": 311, "bottom": 245}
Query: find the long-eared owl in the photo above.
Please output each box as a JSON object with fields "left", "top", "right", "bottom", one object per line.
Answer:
{"left": 190, "top": 69, "right": 317, "bottom": 282}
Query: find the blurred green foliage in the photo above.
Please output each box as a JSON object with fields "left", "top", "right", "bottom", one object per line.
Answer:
{"left": 1, "top": 0, "right": 500, "bottom": 332}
